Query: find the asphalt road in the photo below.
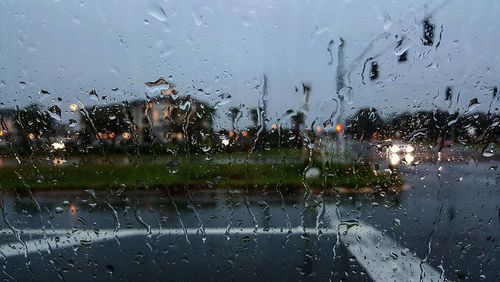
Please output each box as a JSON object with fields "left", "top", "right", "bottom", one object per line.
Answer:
{"left": 0, "top": 159, "right": 498, "bottom": 281}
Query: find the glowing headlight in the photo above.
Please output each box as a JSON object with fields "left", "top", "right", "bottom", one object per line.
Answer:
{"left": 51, "top": 142, "right": 65, "bottom": 150}
{"left": 406, "top": 145, "right": 414, "bottom": 153}
{"left": 405, "top": 153, "right": 414, "bottom": 164}
{"left": 389, "top": 153, "right": 400, "bottom": 166}
{"left": 390, "top": 145, "right": 400, "bottom": 153}
{"left": 52, "top": 157, "right": 66, "bottom": 165}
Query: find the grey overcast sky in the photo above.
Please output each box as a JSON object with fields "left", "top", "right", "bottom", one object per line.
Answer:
{"left": 0, "top": 0, "right": 499, "bottom": 128}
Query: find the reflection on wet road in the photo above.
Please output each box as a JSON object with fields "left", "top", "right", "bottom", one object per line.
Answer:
{"left": 0, "top": 162, "right": 498, "bottom": 281}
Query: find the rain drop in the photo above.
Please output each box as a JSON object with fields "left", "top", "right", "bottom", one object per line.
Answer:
{"left": 422, "top": 17, "right": 435, "bottom": 46}
{"left": 47, "top": 105, "right": 62, "bottom": 121}
{"left": 145, "top": 78, "right": 170, "bottom": 87}
{"left": 68, "top": 119, "right": 77, "bottom": 127}
{"left": 89, "top": 89, "right": 99, "bottom": 101}
{"left": 369, "top": 61, "right": 379, "bottom": 80}
{"left": 167, "top": 160, "right": 180, "bottom": 173}
{"left": 467, "top": 98, "right": 479, "bottom": 112}
{"left": 482, "top": 143, "right": 494, "bottom": 157}
{"left": 148, "top": 6, "right": 167, "bottom": 22}
{"left": 105, "top": 264, "right": 115, "bottom": 276}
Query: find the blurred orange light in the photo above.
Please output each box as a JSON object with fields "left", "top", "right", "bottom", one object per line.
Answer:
{"left": 69, "top": 204, "right": 77, "bottom": 215}
{"left": 271, "top": 123, "right": 278, "bottom": 130}
{"left": 52, "top": 157, "right": 65, "bottom": 165}
{"left": 335, "top": 124, "right": 344, "bottom": 133}
{"left": 242, "top": 130, "right": 249, "bottom": 138}
{"left": 315, "top": 126, "right": 322, "bottom": 134}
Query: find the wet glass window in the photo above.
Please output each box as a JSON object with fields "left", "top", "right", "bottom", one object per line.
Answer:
{"left": 0, "top": 1, "right": 498, "bottom": 281}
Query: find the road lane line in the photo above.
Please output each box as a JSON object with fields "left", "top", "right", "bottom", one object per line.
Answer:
{"left": 0, "top": 227, "right": 332, "bottom": 258}
{"left": 333, "top": 219, "right": 446, "bottom": 282}
{"left": 2, "top": 227, "right": 330, "bottom": 237}
{"left": 0, "top": 224, "right": 448, "bottom": 282}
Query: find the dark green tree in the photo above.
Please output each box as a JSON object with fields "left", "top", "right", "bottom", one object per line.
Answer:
{"left": 290, "top": 111, "right": 305, "bottom": 132}
{"left": 16, "top": 103, "right": 56, "bottom": 137}
{"left": 345, "top": 108, "right": 384, "bottom": 140}
{"left": 83, "top": 104, "right": 129, "bottom": 134}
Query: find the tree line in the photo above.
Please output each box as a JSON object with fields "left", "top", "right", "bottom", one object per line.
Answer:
{"left": 345, "top": 108, "right": 499, "bottom": 145}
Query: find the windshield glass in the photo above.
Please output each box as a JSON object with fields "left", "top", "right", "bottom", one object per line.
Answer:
{"left": 0, "top": 0, "right": 498, "bottom": 281}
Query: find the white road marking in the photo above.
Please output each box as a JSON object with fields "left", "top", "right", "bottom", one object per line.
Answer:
{"left": 0, "top": 227, "right": 330, "bottom": 258}
{"left": 333, "top": 219, "right": 445, "bottom": 282}
{"left": 0, "top": 222, "right": 447, "bottom": 282}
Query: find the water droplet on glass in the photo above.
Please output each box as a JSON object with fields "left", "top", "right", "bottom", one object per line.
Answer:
{"left": 145, "top": 78, "right": 170, "bottom": 87}
{"left": 105, "top": 264, "right": 115, "bottom": 276}
{"left": 214, "top": 93, "right": 231, "bottom": 108}
{"left": 447, "top": 118, "right": 458, "bottom": 126}
{"left": 398, "top": 50, "right": 408, "bottom": 62}
{"left": 382, "top": 14, "right": 392, "bottom": 31}
{"left": 179, "top": 101, "right": 191, "bottom": 111}
{"left": 148, "top": 6, "right": 167, "bottom": 22}
{"left": 167, "top": 160, "right": 180, "bottom": 173}
{"left": 445, "top": 87, "right": 453, "bottom": 101}
{"left": 47, "top": 105, "right": 62, "bottom": 121}
{"left": 89, "top": 89, "right": 99, "bottom": 101}
{"left": 80, "top": 239, "right": 92, "bottom": 246}
{"left": 394, "top": 39, "right": 410, "bottom": 63}
{"left": 305, "top": 167, "right": 320, "bottom": 178}
{"left": 68, "top": 119, "right": 77, "bottom": 127}
{"left": 467, "top": 98, "right": 479, "bottom": 111}
{"left": 369, "top": 61, "right": 379, "bottom": 80}
{"left": 161, "top": 87, "right": 177, "bottom": 96}
{"left": 482, "top": 143, "right": 494, "bottom": 157}
{"left": 85, "top": 189, "right": 97, "bottom": 199}
{"left": 39, "top": 89, "right": 50, "bottom": 95}
{"left": 422, "top": 17, "right": 435, "bottom": 46}
{"left": 192, "top": 12, "right": 203, "bottom": 26}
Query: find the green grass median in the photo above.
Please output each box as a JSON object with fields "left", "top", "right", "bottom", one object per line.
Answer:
{"left": 0, "top": 161, "right": 402, "bottom": 191}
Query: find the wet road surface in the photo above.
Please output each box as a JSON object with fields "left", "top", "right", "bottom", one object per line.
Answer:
{"left": 0, "top": 160, "right": 498, "bottom": 281}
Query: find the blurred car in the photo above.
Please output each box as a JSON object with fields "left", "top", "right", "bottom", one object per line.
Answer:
{"left": 374, "top": 140, "right": 416, "bottom": 167}
{"left": 387, "top": 142, "right": 415, "bottom": 166}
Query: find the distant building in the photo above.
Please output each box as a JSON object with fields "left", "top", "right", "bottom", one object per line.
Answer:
{"left": 80, "top": 95, "right": 215, "bottom": 146}
{"left": 1, "top": 105, "right": 72, "bottom": 151}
